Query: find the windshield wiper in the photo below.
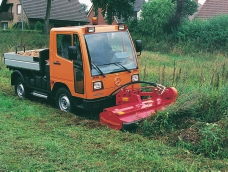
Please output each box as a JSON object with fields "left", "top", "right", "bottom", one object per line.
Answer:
{"left": 84, "top": 41, "right": 106, "bottom": 78}
{"left": 91, "top": 61, "right": 106, "bottom": 77}
{"left": 111, "top": 62, "right": 131, "bottom": 73}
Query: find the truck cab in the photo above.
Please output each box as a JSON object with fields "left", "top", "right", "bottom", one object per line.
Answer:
{"left": 5, "top": 25, "right": 142, "bottom": 112}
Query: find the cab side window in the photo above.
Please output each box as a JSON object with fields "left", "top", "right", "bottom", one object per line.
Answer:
{"left": 57, "top": 34, "right": 72, "bottom": 60}
{"left": 74, "top": 34, "right": 82, "bottom": 66}
{"left": 73, "top": 34, "right": 84, "bottom": 94}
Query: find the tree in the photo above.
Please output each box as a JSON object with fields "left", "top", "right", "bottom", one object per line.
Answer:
{"left": 44, "top": 0, "right": 70, "bottom": 35}
{"left": 44, "top": 0, "right": 52, "bottom": 35}
{"left": 166, "top": 0, "right": 198, "bottom": 32}
{"left": 139, "top": 0, "right": 175, "bottom": 37}
{"left": 91, "top": 0, "right": 136, "bottom": 24}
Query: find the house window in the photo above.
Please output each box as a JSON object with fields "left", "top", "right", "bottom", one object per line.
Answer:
{"left": 1, "top": 22, "right": 8, "bottom": 29}
{"left": 17, "top": 4, "right": 22, "bottom": 15}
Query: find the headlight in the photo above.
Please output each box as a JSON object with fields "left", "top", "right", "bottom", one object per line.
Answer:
{"left": 132, "top": 74, "right": 139, "bottom": 82}
{"left": 93, "top": 81, "right": 103, "bottom": 90}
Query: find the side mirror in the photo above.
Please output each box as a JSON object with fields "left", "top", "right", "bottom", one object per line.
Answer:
{"left": 135, "top": 40, "right": 142, "bottom": 56}
{"left": 68, "top": 46, "right": 77, "bottom": 60}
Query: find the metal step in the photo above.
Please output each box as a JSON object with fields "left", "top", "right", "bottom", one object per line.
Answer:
{"left": 31, "top": 91, "right": 48, "bottom": 99}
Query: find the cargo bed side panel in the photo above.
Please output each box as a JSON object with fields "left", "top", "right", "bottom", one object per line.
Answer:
{"left": 5, "top": 59, "right": 40, "bottom": 71}
{"left": 4, "top": 52, "right": 40, "bottom": 71}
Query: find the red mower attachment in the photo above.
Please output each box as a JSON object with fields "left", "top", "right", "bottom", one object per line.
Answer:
{"left": 100, "top": 81, "right": 178, "bottom": 130}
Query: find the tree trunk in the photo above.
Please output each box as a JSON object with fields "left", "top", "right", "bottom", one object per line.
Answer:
{"left": 44, "top": 0, "right": 52, "bottom": 35}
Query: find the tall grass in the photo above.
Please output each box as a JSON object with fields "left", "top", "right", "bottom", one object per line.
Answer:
{"left": 137, "top": 52, "right": 228, "bottom": 159}
{"left": 0, "top": 30, "right": 48, "bottom": 55}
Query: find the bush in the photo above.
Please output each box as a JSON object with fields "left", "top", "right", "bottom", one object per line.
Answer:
{"left": 130, "top": 15, "right": 228, "bottom": 56}
{"left": 12, "top": 22, "right": 30, "bottom": 30}
{"left": 176, "top": 15, "right": 228, "bottom": 50}
{"left": 34, "top": 21, "right": 43, "bottom": 31}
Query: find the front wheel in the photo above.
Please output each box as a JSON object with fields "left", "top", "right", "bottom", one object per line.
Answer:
{"left": 55, "top": 88, "right": 74, "bottom": 113}
{"left": 15, "top": 78, "right": 28, "bottom": 98}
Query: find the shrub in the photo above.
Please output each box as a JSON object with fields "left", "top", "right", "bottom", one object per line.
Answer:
{"left": 34, "top": 21, "right": 43, "bottom": 31}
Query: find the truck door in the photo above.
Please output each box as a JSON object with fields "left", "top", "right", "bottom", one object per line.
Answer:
{"left": 53, "top": 34, "right": 74, "bottom": 83}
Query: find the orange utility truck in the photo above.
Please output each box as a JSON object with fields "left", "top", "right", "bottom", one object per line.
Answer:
{"left": 4, "top": 25, "right": 178, "bottom": 130}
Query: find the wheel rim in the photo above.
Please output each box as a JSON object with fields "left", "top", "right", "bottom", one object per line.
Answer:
{"left": 59, "top": 94, "right": 71, "bottom": 112}
{"left": 17, "top": 82, "right": 24, "bottom": 98}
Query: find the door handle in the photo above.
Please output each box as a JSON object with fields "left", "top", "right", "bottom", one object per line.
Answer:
{"left": 53, "top": 61, "right": 61, "bottom": 65}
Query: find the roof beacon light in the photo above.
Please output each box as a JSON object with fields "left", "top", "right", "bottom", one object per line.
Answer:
{"left": 118, "top": 25, "right": 126, "bottom": 30}
{"left": 92, "top": 17, "right": 98, "bottom": 25}
{"left": 86, "top": 27, "right": 95, "bottom": 33}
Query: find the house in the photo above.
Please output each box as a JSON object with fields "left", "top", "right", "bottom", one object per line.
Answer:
{"left": 87, "top": 0, "right": 145, "bottom": 25}
{"left": 0, "top": 0, "right": 21, "bottom": 29}
{"left": 0, "top": 0, "right": 89, "bottom": 29}
{"left": 195, "top": 0, "right": 228, "bottom": 19}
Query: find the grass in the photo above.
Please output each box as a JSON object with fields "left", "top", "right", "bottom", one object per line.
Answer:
{"left": 0, "top": 32, "right": 228, "bottom": 170}
{"left": 137, "top": 51, "right": 228, "bottom": 160}
{"left": 0, "top": 79, "right": 228, "bottom": 170}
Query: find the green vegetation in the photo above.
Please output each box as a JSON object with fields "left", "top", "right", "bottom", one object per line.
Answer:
{"left": 34, "top": 21, "right": 44, "bottom": 31}
{"left": 129, "top": 0, "right": 228, "bottom": 55}
{"left": 0, "top": 31, "right": 48, "bottom": 53}
{"left": 91, "top": 0, "right": 135, "bottom": 24}
{"left": 1, "top": 87, "right": 227, "bottom": 170}
{"left": 0, "top": 30, "right": 228, "bottom": 170}
{"left": 138, "top": 52, "right": 228, "bottom": 159}
{"left": 139, "top": 0, "right": 175, "bottom": 37}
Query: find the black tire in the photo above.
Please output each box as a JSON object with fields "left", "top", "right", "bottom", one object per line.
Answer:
{"left": 55, "top": 88, "right": 74, "bottom": 113}
{"left": 14, "top": 77, "right": 28, "bottom": 98}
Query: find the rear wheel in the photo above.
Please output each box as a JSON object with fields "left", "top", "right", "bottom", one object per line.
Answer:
{"left": 15, "top": 78, "right": 28, "bottom": 98}
{"left": 56, "top": 88, "right": 74, "bottom": 113}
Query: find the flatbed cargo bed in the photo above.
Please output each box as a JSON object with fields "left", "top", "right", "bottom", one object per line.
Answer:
{"left": 4, "top": 49, "right": 47, "bottom": 71}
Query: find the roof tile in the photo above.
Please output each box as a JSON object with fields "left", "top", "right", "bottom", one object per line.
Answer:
{"left": 20, "top": 0, "right": 89, "bottom": 22}
{"left": 196, "top": 0, "right": 228, "bottom": 19}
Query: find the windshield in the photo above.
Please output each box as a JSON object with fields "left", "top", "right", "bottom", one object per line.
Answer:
{"left": 84, "top": 31, "right": 137, "bottom": 76}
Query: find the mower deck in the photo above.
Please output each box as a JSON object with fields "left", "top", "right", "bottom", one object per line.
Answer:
{"left": 100, "top": 85, "right": 178, "bottom": 130}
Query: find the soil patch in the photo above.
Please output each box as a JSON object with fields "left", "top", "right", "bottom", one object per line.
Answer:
{"left": 179, "top": 128, "right": 199, "bottom": 145}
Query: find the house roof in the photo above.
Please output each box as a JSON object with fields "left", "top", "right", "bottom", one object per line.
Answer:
{"left": 196, "top": 0, "right": 228, "bottom": 19}
{"left": 134, "top": 0, "right": 145, "bottom": 12}
{"left": 19, "top": 0, "right": 89, "bottom": 22}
